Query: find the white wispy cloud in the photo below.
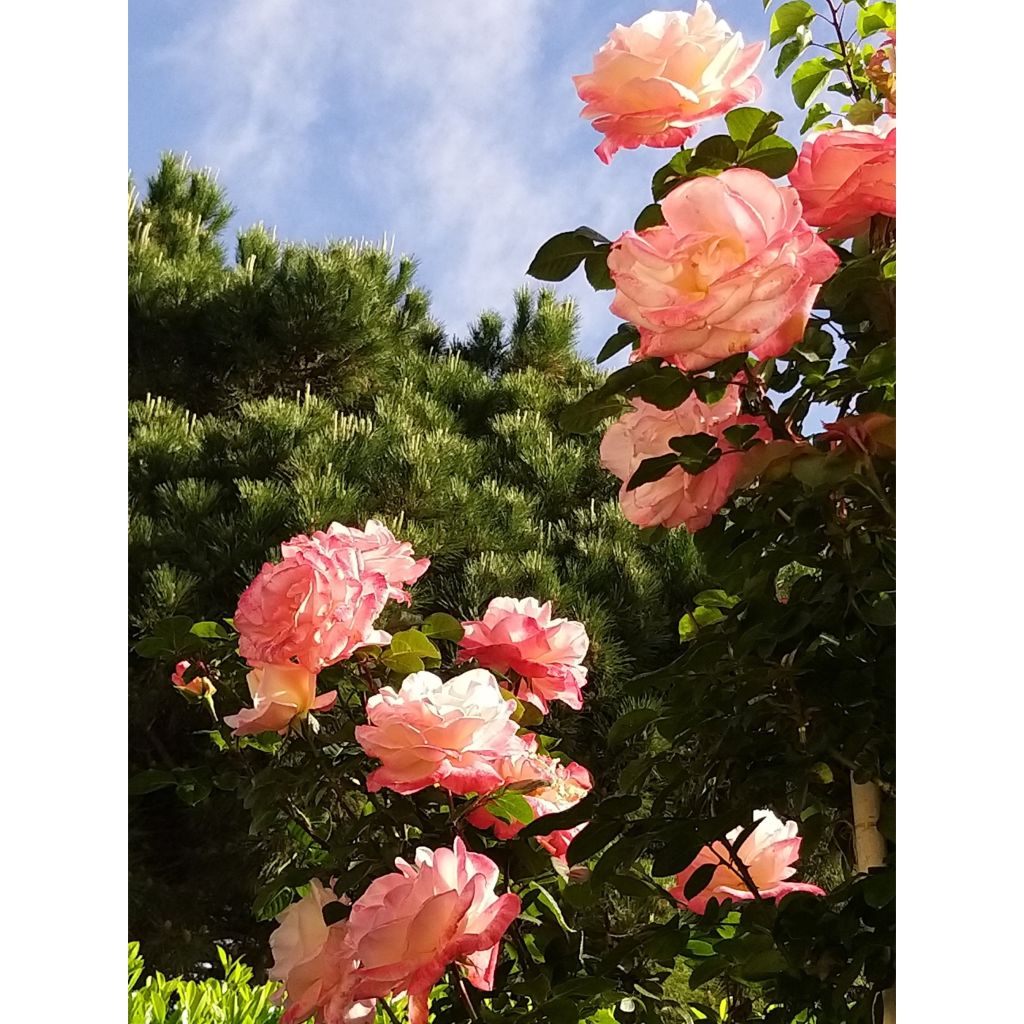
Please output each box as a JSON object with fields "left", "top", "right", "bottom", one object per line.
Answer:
{"left": 147, "top": 1, "right": 793, "bottom": 354}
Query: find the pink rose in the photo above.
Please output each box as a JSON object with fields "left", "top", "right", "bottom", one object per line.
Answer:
{"left": 669, "top": 809, "right": 826, "bottom": 914}
{"left": 170, "top": 659, "right": 214, "bottom": 698}
{"left": 457, "top": 597, "right": 590, "bottom": 713}
{"left": 235, "top": 530, "right": 392, "bottom": 671}
{"left": 573, "top": 2, "right": 764, "bottom": 163}
{"left": 355, "top": 669, "right": 525, "bottom": 796}
{"left": 466, "top": 736, "right": 593, "bottom": 861}
{"left": 268, "top": 880, "right": 376, "bottom": 1024}
{"left": 789, "top": 117, "right": 896, "bottom": 238}
{"left": 287, "top": 520, "right": 429, "bottom": 606}
{"left": 346, "top": 838, "right": 521, "bottom": 1024}
{"left": 223, "top": 664, "right": 337, "bottom": 737}
{"left": 600, "top": 389, "right": 771, "bottom": 532}
{"left": 608, "top": 168, "right": 840, "bottom": 370}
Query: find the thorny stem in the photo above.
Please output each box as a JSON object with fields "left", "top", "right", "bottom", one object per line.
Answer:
{"left": 285, "top": 798, "right": 330, "bottom": 849}
{"left": 707, "top": 840, "right": 763, "bottom": 902}
{"left": 823, "top": 0, "right": 861, "bottom": 100}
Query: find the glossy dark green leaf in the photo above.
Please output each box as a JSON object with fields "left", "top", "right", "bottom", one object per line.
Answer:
{"left": 687, "top": 955, "right": 729, "bottom": 989}
{"left": 683, "top": 861, "right": 717, "bottom": 901}
{"left": 739, "top": 135, "right": 798, "bottom": 178}
{"left": 584, "top": 251, "right": 614, "bottom": 291}
{"left": 129, "top": 769, "right": 177, "bottom": 796}
{"left": 608, "top": 707, "right": 659, "bottom": 747}
{"left": 626, "top": 453, "right": 680, "bottom": 492}
{"left": 725, "top": 107, "right": 782, "bottom": 148}
{"left": 596, "top": 324, "right": 640, "bottom": 364}
{"left": 634, "top": 203, "right": 665, "bottom": 231}
{"left": 567, "top": 819, "right": 621, "bottom": 865}
{"left": 420, "top": 612, "right": 464, "bottom": 642}
{"left": 527, "top": 228, "right": 609, "bottom": 281}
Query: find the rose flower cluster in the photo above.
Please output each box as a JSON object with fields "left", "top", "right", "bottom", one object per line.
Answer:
{"left": 181, "top": 516, "right": 596, "bottom": 1022}
{"left": 572, "top": 2, "right": 895, "bottom": 534}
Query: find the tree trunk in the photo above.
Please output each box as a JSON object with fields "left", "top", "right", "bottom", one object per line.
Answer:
{"left": 850, "top": 773, "right": 893, "bottom": 1024}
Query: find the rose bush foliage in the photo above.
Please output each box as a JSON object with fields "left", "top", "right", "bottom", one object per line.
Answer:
{"left": 133, "top": 2, "right": 895, "bottom": 1021}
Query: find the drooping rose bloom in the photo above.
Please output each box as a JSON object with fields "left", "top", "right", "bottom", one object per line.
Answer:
{"left": 224, "top": 664, "right": 337, "bottom": 737}
{"left": 457, "top": 597, "right": 590, "bottom": 713}
{"left": 286, "top": 520, "right": 429, "bottom": 606}
{"left": 608, "top": 168, "right": 839, "bottom": 370}
{"left": 573, "top": 2, "right": 764, "bottom": 163}
{"left": 268, "top": 880, "right": 376, "bottom": 1024}
{"left": 789, "top": 117, "right": 896, "bottom": 238}
{"left": 170, "top": 659, "right": 214, "bottom": 698}
{"left": 355, "top": 669, "right": 525, "bottom": 795}
{"left": 466, "top": 736, "right": 593, "bottom": 861}
{"left": 820, "top": 412, "right": 896, "bottom": 459}
{"left": 235, "top": 530, "right": 392, "bottom": 671}
{"left": 600, "top": 389, "right": 771, "bottom": 532}
{"left": 670, "top": 809, "right": 826, "bottom": 914}
{"left": 346, "top": 838, "right": 521, "bottom": 1024}
{"left": 866, "top": 31, "right": 895, "bottom": 114}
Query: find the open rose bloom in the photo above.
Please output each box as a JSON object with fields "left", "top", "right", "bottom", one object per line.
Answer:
{"left": 268, "top": 880, "right": 375, "bottom": 1024}
{"left": 466, "top": 735, "right": 593, "bottom": 860}
{"left": 235, "top": 529, "right": 393, "bottom": 672}
{"left": 290, "top": 520, "right": 429, "bottom": 606}
{"left": 609, "top": 168, "right": 839, "bottom": 371}
{"left": 670, "top": 809, "right": 826, "bottom": 914}
{"left": 573, "top": 2, "right": 763, "bottom": 163}
{"left": 346, "top": 838, "right": 521, "bottom": 1024}
{"left": 789, "top": 117, "right": 896, "bottom": 238}
{"left": 601, "top": 389, "right": 771, "bottom": 532}
{"left": 223, "top": 664, "right": 337, "bottom": 737}
{"left": 355, "top": 669, "right": 525, "bottom": 795}
{"left": 457, "top": 597, "right": 590, "bottom": 712}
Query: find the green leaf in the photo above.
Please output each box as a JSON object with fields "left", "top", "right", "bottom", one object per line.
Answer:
{"left": 738, "top": 135, "right": 798, "bottom": 178}
{"left": 694, "top": 135, "right": 738, "bottom": 165}
{"left": 722, "top": 424, "right": 760, "bottom": 449}
{"left": 388, "top": 629, "right": 440, "bottom": 660}
{"left": 692, "top": 606, "right": 725, "bottom": 627}
{"left": 725, "top": 107, "right": 782, "bottom": 148}
{"left": 857, "top": 341, "right": 896, "bottom": 386}
{"left": 527, "top": 228, "right": 609, "bottom": 281}
{"left": 421, "top": 612, "right": 464, "bottom": 642}
{"left": 683, "top": 861, "right": 717, "bottom": 901}
{"left": 596, "top": 324, "right": 640, "bottom": 364}
{"left": 863, "top": 869, "right": 895, "bottom": 909}
{"left": 792, "top": 57, "right": 833, "bottom": 108}
{"left": 527, "top": 881, "right": 574, "bottom": 934}
{"left": 775, "top": 25, "right": 811, "bottom": 75}
{"left": 737, "top": 949, "right": 789, "bottom": 980}
{"left": 129, "top": 769, "right": 176, "bottom": 796}
{"left": 485, "top": 790, "right": 535, "bottom": 825}
{"left": 688, "top": 955, "right": 729, "bottom": 989}
{"left": 567, "top": 820, "right": 621, "bottom": 865}
{"left": 678, "top": 614, "right": 700, "bottom": 643}
{"left": 694, "top": 589, "right": 739, "bottom": 609}
{"left": 584, "top": 251, "right": 614, "bottom": 291}
{"left": 520, "top": 792, "right": 597, "bottom": 838}
{"left": 608, "top": 707, "right": 659, "bottom": 747}
{"left": 609, "top": 874, "right": 659, "bottom": 899}
{"left": 669, "top": 432, "right": 716, "bottom": 460}
{"left": 634, "top": 203, "right": 665, "bottom": 231}
{"left": 626, "top": 453, "right": 680, "bottom": 492}
{"left": 801, "top": 102, "right": 831, "bottom": 133}
{"left": 631, "top": 367, "right": 692, "bottom": 409}
{"left": 846, "top": 98, "right": 882, "bottom": 125}
{"left": 769, "top": 1, "right": 814, "bottom": 47}
{"left": 189, "top": 620, "right": 231, "bottom": 638}
{"left": 857, "top": 2, "right": 896, "bottom": 37}
{"left": 381, "top": 651, "right": 425, "bottom": 676}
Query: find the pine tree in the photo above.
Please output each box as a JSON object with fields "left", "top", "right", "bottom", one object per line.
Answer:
{"left": 129, "top": 155, "right": 706, "bottom": 972}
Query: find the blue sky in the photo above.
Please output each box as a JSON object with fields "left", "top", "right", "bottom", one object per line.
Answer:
{"left": 129, "top": 1, "right": 800, "bottom": 359}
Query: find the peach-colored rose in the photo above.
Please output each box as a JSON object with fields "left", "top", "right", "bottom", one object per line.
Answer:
{"left": 573, "top": 2, "right": 764, "bottom": 163}
{"left": 170, "top": 659, "right": 214, "bottom": 698}
{"left": 789, "top": 117, "right": 896, "bottom": 238}
{"left": 355, "top": 669, "right": 526, "bottom": 796}
{"left": 268, "top": 880, "right": 375, "bottom": 1024}
{"left": 235, "top": 530, "right": 391, "bottom": 672}
{"left": 608, "top": 168, "right": 839, "bottom": 370}
{"left": 346, "top": 838, "right": 521, "bottom": 1024}
{"left": 457, "top": 597, "right": 590, "bottom": 713}
{"left": 466, "top": 736, "right": 593, "bottom": 861}
{"left": 600, "top": 389, "right": 771, "bottom": 532}
{"left": 286, "top": 520, "right": 429, "bottom": 607}
{"left": 224, "top": 664, "right": 337, "bottom": 737}
{"left": 669, "top": 809, "right": 826, "bottom": 914}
